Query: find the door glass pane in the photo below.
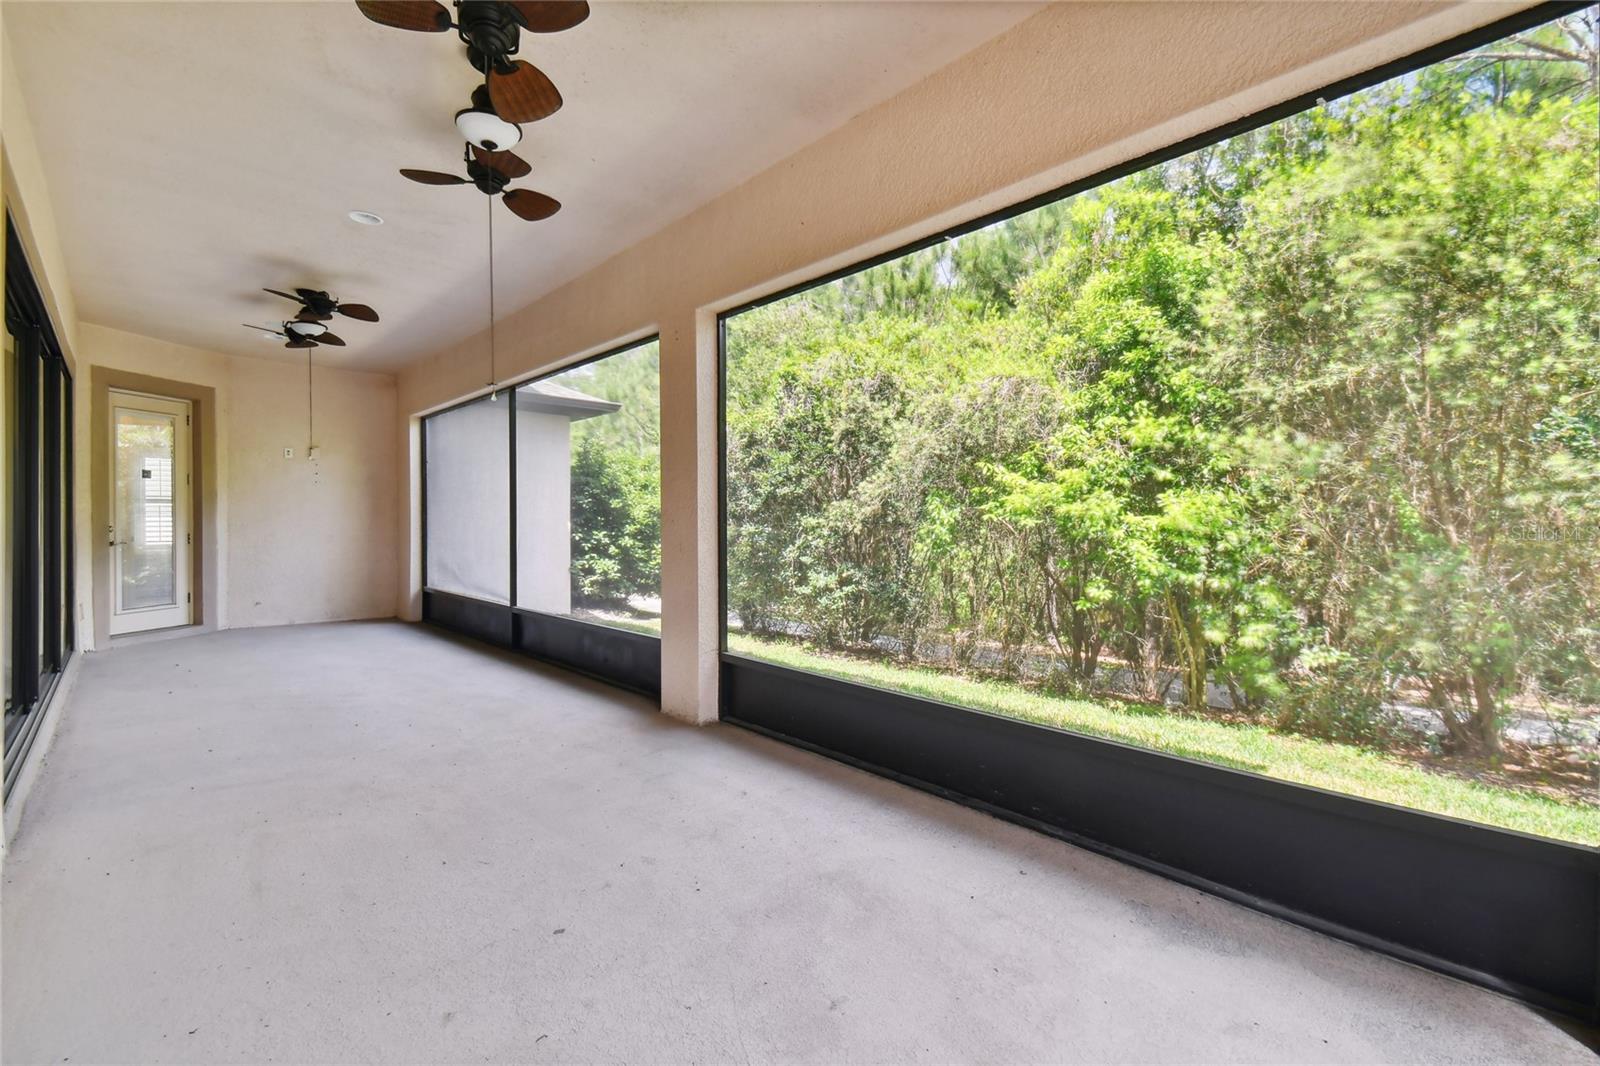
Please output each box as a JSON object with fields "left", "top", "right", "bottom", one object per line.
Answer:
{"left": 116, "top": 408, "right": 176, "bottom": 610}
{"left": 35, "top": 366, "right": 45, "bottom": 659}
{"left": 3, "top": 327, "right": 13, "bottom": 712}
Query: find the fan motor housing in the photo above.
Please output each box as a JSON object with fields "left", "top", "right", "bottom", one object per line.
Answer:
{"left": 296, "top": 289, "right": 339, "bottom": 318}
{"left": 459, "top": 1, "right": 520, "bottom": 71}
{"left": 466, "top": 158, "right": 512, "bottom": 195}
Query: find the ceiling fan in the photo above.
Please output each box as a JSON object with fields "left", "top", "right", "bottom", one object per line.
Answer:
{"left": 355, "top": 1, "right": 588, "bottom": 124}
{"left": 242, "top": 321, "right": 350, "bottom": 349}
{"left": 263, "top": 287, "right": 381, "bottom": 323}
{"left": 401, "top": 145, "right": 560, "bottom": 221}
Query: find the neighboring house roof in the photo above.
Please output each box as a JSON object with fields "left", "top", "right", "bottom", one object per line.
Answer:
{"left": 515, "top": 379, "right": 622, "bottom": 421}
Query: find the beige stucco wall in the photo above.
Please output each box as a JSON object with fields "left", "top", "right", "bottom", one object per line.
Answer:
{"left": 394, "top": 0, "right": 1533, "bottom": 723}
{"left": 75, "top": 324, "right": 399, "bottom": 644}
{"left": 2, "top": 23, "right": 79, "bottom": 366}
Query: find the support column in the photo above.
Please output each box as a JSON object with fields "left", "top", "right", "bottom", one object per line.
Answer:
{"left": 399, "top": 415, "right": 423, "bottom": 621}
{"left": 657, "top": 306, "right": 719, "bottom": 724}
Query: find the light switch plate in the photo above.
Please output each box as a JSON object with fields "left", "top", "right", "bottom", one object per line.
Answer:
{"left": 283, "top": 448, "right": 294, "bottom": 459}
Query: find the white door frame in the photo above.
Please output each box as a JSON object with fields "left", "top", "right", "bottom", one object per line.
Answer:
{"left": 108, "top": 390, "right": 193, "bottom": 635}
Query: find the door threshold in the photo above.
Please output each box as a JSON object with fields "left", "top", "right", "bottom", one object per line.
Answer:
{"left": 107, "top": 623, "right": 207, "bottom": 647}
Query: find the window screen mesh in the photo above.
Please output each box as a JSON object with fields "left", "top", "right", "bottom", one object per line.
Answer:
{"left": 424, "top": 395, "right": 510, "bottom": 604}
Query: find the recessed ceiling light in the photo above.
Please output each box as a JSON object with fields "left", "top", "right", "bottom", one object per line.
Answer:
{"left": 347, "top": 210, "right": 384, "bottom": 226}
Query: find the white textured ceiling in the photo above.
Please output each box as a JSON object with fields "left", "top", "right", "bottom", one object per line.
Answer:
{"left": 5, "top": 1, "right": 1037, "bottom": 371}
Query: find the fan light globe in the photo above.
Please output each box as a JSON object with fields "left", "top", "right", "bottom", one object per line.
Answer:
{"left": 286, "top": 320, "right": 328, "bottom": 337}
{"left": 456, "top": 107, "right": 522, "bottom": 152}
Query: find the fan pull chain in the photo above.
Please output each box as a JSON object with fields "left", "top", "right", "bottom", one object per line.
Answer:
{"left": 487, "top": 187, "right": 497, "bottom": 395}
{"left": 487, "top": 62, "right": 497, "bottom": 394}
{"left": 307, "top": 346, "right": 315, "bottom": 453}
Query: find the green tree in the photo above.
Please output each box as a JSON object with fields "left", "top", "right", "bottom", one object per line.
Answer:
{"left": 1205, "top": 86, "right": 1600, "bottom": 752}
{"left": 569, "top": 435, "right": 660, "bottom": 607}
{"left": 561, "top": 341, "right": 662, "bottom": 609}
{"left": 721, "top": 7, "right": 1599, "bottom": 764}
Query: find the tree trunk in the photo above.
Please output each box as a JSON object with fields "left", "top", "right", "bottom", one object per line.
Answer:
{"left": 1167, "top": 592, "right": 1210, "bottom": 715}
{"left": 1469, "top": 666, "right": 1502, "bottom": 757}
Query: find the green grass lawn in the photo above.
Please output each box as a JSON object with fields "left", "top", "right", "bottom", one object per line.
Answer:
{"left": 574, "top": 612, "right": 661, "bottom": 636}
{"left": 727, "top": 633, "right": 1599, "bottom": 846}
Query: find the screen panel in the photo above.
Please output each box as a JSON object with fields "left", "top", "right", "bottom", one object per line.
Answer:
{"left": 721, "top": 6, "right": 1600, "bottom": 846}
{"left": 424, "top": 393, "right": 511, "bottom": 604}
{"left": 513, "top": 339, "right": 660, "bottom": 634}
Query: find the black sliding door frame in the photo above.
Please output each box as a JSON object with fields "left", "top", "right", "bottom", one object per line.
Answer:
{"left": 41, "top": 341, "right": 62, "bottom": 685}
{"left": 420, "top": 338, "right": 663, "bottom": 697}
{"left": 9, "top": 324, "right": 42, "bottom": 716}
{"left": 716, "top": 2, "right": 1599, "bottom": 1022}
{"left": 5, "top": 215, "right": 75, "bottom": 798}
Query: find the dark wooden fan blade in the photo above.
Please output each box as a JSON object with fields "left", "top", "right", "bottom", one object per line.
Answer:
{"left": 355, "top": 1, "right": 450, "bottom": 32}
{"left": 505, "top": 1, "right": 589, "bottom": 33}
{"left": 296, "top": 309, "right": 333, "bottom": 323}
{"left": 336, "top": 303, "right": 380, "bottom": 322}
{"left": 471, "top": 145, "right": 532, "bottom": 179}
{"left": 315, "top": 332, "right": 347, "bottom": 347}
{"left": 400, "top": 168, "right": 470, "bottom": 185}
{"left": 502, "top": 188, "right": 561, "bottom": 221}
{"left": 263, "top": 288, "right": 302, "bottom": 302}
{"left": 286, "top": 338, "right": 316, "bottom": 349}
{"left": 488, "top": 60, "right": 562, "bottom": 124}
{"left": 242, "top": 323, "right": 285, "bottom": 336}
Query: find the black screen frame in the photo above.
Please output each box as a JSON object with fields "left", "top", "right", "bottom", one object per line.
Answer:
{"left": 420, "top": 336, "right": 664, "bottom": 697}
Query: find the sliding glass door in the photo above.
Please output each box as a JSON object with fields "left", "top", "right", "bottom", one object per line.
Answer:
{"left": 5, "top": 216, "right": 75, "bottom": 797}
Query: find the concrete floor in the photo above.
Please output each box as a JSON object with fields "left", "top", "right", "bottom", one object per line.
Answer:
{"left": 2, "top": 622, "right": 1593, "bottom": 1064}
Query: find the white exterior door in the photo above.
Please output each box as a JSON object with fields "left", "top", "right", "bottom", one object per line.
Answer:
{"left": 109, "top": 391, "right": 192, "bottom": 635}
